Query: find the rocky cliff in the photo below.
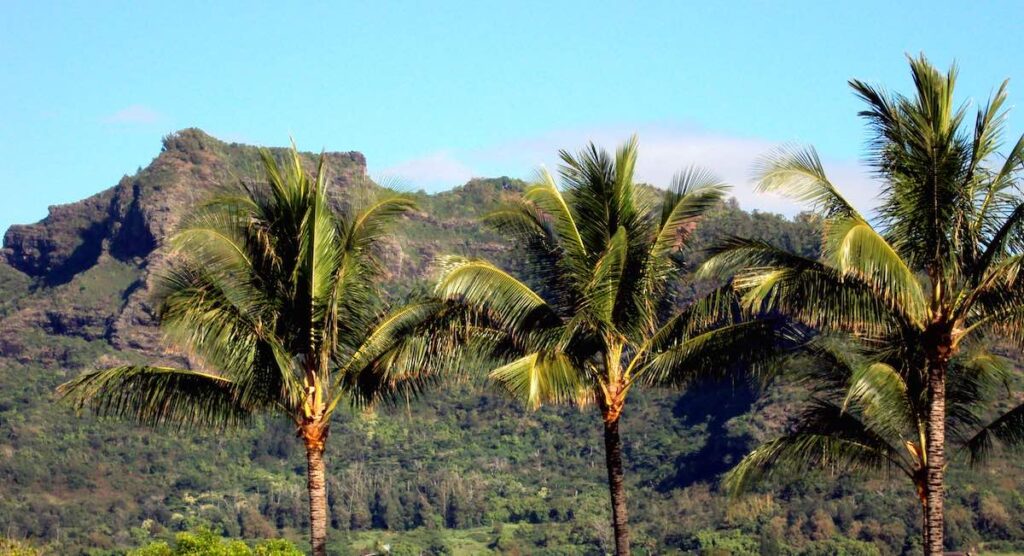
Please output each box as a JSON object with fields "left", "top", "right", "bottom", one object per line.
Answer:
{"left": 0, "top": 129, "right": 521, "bottom": 367}
{"left": 0, "top": 129, "right": 372, "bottom": 362}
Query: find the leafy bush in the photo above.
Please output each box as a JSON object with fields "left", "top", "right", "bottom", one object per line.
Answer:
{"left": 0, "top": 538, "right": 43, "bottom": 556}
{"left": 128, "top": 527, "right": 302, "bottom": 556}
{"left": 692, "top": 529, "right": 759, "bottom": 555}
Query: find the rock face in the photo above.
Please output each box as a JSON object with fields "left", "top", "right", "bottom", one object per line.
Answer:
{"left": 1, "top": 128, "right": 369, "bottom": 357}
{"left": 3, "top": 189, "right": 115, "bottom": 284}
{"left": 4, "top": 129, "right": 367, "bottom": 282}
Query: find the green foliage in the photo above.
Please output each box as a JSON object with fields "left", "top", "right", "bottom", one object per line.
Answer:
{"left": 128, "top": 527, "right": 302, "bottom": 556}
{"left": 692, "top": 529, "right": 759, "bottom": 555}
{"left": 796, "top": 537, "right": 881, "bottom": 556}
{"left": 2, "top": 127, "right": 1023, "bottom": 555}
{"left": 0, "top": 537, "right": 43, "bottom": 556}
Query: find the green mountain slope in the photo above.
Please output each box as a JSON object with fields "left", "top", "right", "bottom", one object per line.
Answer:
{"left": 0, "top": 130, "right": 1021, "bottom": 555}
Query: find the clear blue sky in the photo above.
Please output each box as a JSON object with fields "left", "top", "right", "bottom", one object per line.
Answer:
{"left": 2, "top": 1, "right": 1022, "bottom": 231}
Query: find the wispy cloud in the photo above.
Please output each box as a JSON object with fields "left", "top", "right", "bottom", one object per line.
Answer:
{"left": 373, "top": 123, "right": 881, "bottom": 216}
{"left": 102, "top": 104, "right": 164, "bottom": 125}
{"left": 377, "top": 150, "right": 475, "bottom": 190}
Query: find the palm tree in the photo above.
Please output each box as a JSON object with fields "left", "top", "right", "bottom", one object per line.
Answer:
{"left": 434, "top": 137, "right": 786, "bottom": 555}
{"left": 725, "top": 337, "right": 1024, "bottom": 549}
{"left": 58, "top": 146, "right": 436, "bottom": 556}
{"left": 700, "top": 55, "right": 1024, "bottom": 555}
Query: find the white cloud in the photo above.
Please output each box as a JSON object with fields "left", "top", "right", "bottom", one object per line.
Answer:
{"left": 374, "top": 123, "right": 882, "bottom": 216}
{"left": 376, "top": 150, "right": 475, "bottom": 190}
{"left": 103, "top": 104, "right": 164, "bottom": 125}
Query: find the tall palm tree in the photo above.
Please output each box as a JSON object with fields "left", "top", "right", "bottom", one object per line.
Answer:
{"left": 58, "top": 146, "right": 435, "bottom": 556}
{"left": 434, "top": 137, "right": 786, "bottom": 555}
{"left": 700, "top": 55, "right": 1024, "bottom": 554}
{"left": 725, "top": 337, "right": 1024, "bottom": 549}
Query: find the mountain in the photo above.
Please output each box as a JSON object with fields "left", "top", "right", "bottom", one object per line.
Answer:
{"left": 0, "top": 130, "right": 1019, "bottom": 555}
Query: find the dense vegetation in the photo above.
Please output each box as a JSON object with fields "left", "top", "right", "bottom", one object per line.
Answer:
{"left": 3, "top": 186, "right": 1023, "bottom": 554}
{"left": 4, "top": 57, "right": 1024, "bottom": 555}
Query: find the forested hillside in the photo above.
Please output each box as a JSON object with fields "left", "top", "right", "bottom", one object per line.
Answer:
{"left": 1, "top": 130, "right": 1022, "bottom": 555}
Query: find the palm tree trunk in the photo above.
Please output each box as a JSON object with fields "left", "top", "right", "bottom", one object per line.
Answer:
{"left": 920, "top": 496, "right": 929, "bottom": 554}
{"left": 924, "top": 359, "right": 946, "bottom": 556}
{"left": 603, "top": 415, "right": 630, "bottom": 556}
{"left": 305, "top": 434, "right": 329, "bottom": 556}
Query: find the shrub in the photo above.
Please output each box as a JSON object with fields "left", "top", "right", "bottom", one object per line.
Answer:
{"left": 128, "top": 527, "right": 301, "bottom": 556}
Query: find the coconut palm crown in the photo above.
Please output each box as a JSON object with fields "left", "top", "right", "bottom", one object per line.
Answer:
{"left": 58, "top": 146, "right": 436, "bottom": 555}
{"left": 700, "top": 55, "right": 1024, "bottom": 554}
{"left": 434, "top": 136, "right": 789, "bottom": 555}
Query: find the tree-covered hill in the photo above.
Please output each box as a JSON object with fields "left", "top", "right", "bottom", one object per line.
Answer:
{"left": 1, "top": 130, "right": 1021, "bottom": 555}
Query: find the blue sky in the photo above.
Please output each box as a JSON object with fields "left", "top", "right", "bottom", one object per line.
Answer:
{"left": 2, "top": 1, "right": 1022, "bottom": 231}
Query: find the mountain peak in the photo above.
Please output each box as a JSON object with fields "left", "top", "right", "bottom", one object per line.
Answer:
{"left": 160, "top": 127, "right": 223, "bottom": 153}
{"left": 3, "top": 133, "right": 370, "bottom": 282}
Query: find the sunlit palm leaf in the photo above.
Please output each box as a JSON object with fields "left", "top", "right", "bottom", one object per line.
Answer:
{"left": 754, "top": 145, "right": 861, "bottom": 219}
{"left": 700, "top": 237, "right": 903, "bottom": 336}
{"left": 823, "top": 217, "right": 927, "bottom": 324}
{"left": 58, "top": 366, "right": 251, "bottom": 429}
{"left": 585, "top": 227, "right": 629, "bottom": 326}
{"left": 488, "top": 352, "right": 586, "bottom": 410}
{"left": 724, "top": 432, "right": 899, "bottom": 497}
{"left": 436, "top": 257, "right": 560, "bottom": 333}
{"left": 524, "top": 168, "right": 587, "bottom": 262}
{"left": 843, "top": 362, "right": 916, "bottom": 442}
{"left": 651, "top": 168, "right": 728, "bottom": 260}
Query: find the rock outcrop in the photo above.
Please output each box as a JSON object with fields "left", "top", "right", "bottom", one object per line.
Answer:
{"left": 1, "top": 128, "right": 369, "bottom": 357}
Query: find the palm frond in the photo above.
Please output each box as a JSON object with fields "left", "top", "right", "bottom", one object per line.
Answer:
{"left": 585, "top": 227, "right": 629, "bottom": 326}
{"left": 435, "top": 257, "right": 560, "bottom": 333}
{"left": 947, "top": 348, "right": 1015, "bottom": 440}
{"left": 58, "top": 366, "right": 251, "bottom": 429}
{"left": 963, "top": 401, "right": 1024, "bottom": 466}
{"left": 489, "top": 352, "right": 586, "bottom": 410}
{"left": 645, "top": 285, "right": 739, "bottom": 353}
{"left": 969, "top": 201, "right": 1024, "bottom": 292}
{"left": 754, "top": 145, "right": 861, "bottom": 219}
{"left": 857, "top": 55, "right": 971, "bottom": 275}
{"left": 333, "top": 300, "right": 479, "bottom": 409}
{"left": 823, "top": 216, "right": 928, "bottom": 324}
{"left": 971, "top": 133, "right": 1024, "bottom": 247}
{"left": 524, "top": 168, "right": 587, "bottom": 261}
{"left": 557, "top": 138, "right": 646, "bottom": 259}
{"left": 156, "top": 261, "right": 304, "bottom": 410}
{"left": 651, "top": 168, "right": 727, "bottom": 259}
{"left": 724, "top": 430, "right": 901, "bottom": 497}
{"left": 699, "top": 238, "right": 904, "bottom": 336}
{"left": 843, "top": 362, "right": 916, "bottom": 441}
{"left": 968, "top": 80, "right": 1009, "bottom": 175}
{"left": 344, "top": 193, "right": 418, "bottom": 254}
{"left": 963, "top": 271, "right": 1024, "bottom": 346}
{"left": 483, "top": 198, "right": 582, "bottom": 310}
{"left": 637, "top": 318, "right": 795, "bottom": 388}
{"left": 170, "top": 204, "right": 255, "bottom": 271}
